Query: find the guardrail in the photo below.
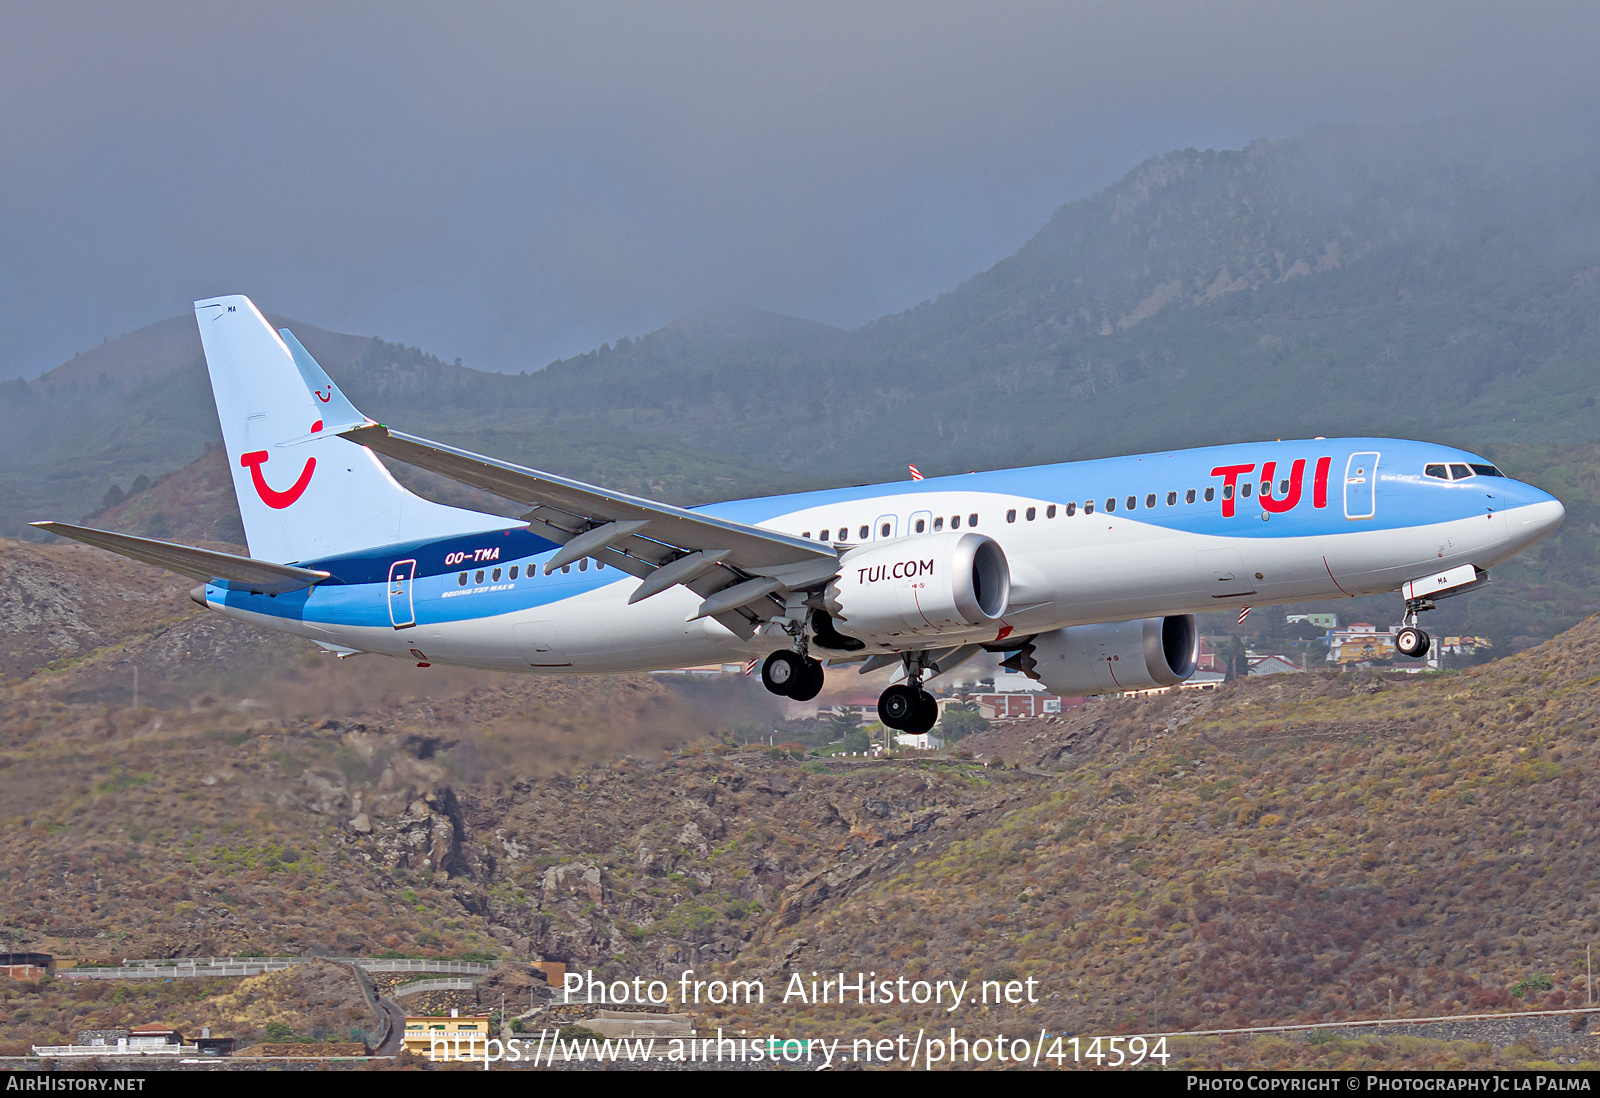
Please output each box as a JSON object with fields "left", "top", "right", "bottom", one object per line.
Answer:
{"left": 112, "top": 956, "right": 319, "bottom": 968}
{"left": 62, "top": 963, "right": 296, "bottom": 980}
{"left": 359, "top": 960, "right": 490, "bottom": 975}
{"left": 63, "top": 958, "right": 493, "bottom": 980}
{"left": 32, "top": 1044, "right": 200, "bottom": 1057}
{"left": 389, "top": 978, "right": 477, "bottom": 998}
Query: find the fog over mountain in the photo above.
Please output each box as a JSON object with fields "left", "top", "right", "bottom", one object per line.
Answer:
{"left": 8, "top": 111, "right": 1600, "bottom": 658}
{"left": 2, "top": 3, "right": 1597, "bottom": 380}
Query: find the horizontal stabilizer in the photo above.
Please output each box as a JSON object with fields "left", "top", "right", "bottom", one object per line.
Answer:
{"left": 29, "top": 522, "right": 331, "bottom": 594}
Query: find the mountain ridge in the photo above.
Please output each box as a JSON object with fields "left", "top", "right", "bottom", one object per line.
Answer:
{"left": 6, "top": 112, "right": 1600, "bottom": 651}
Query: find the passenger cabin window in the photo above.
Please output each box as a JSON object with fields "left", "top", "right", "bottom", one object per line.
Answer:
{"left": 492, "top": 567, "right": 501, "bottom": 582}
{"left": 1241, "top": 483, "right": 1252, "bottom": 497}
{"left": 510, "top": 566, "right": 519, "bottom": 579}
{"left": 1166, "top": 491, "right": 1177, "bottom": 506}
{"left": 1186, "top": 489, "right": 1196, "bottom": 504}
{"left": 802, "top": 531, "right": 812, "bottom": 539}
{"left": 914, "top": 519, "right": 926, "bottom": 533}
{"left": 1026, "top": 506, "right": 1036, "bottom": 521}
{"left": 578, "top": 558, "right": 588, "bottom": 571}
{"left": 458, "top": 572, "right": 468, "bottom": 586}
{"left": 1278, "top": 479, "right": 1289, "bottom": 495}
{"left": 934, "top": 516, "right": 944, "bottom": 531}
{"left": 1063, "top": 503, "right": 1074, "bottom": 516}
{"left": 1006, "top": 509, "right": 1017, "bottom": 523}
{"left": 1425, "top": 465, "right": 1448, "bottom": 480}
{"left": 1046, "top": 504, "right": 1057, "bottom": 518}
{"left": 1145, "top": 493, "right": 1156, "bottom": 509}
{"left": 1084, "top": 501, "right": 1094, "bottom": 515}
{"left": 561, "top": 564, "right": 571, "bottom": 573}
{"left": 1449, "top": 464, "right": 1473, "bottom": 480}
{"left": 1105, "top": 498, "right": 1116, "bottom": 512}
{"left": 859, "top": 525, "right": 870, "bottom": 540}
{"left": 951, "top": 515, "right": 961, "bottom": 528}
{"left": 1126, "top": 495, "right": 1137, "bottom": 510}
{"left": 475, "top": 570, "right": 485, "bottom": 584}
{"left": 968, "top": 513, "right": 978, "bottom": 526}
{"left": 880, "top": 522, "right": 891, "bottom": 537}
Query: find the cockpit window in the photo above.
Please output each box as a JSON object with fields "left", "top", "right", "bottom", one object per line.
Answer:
{"left": 1425, "top": 464, "right": 1448, "bottom": 480}
{"left": 1449, "top": 463, "right": 1473, "bottom": 480}
{"left": 1469, "top": 463, "right": 1504, "bottom": 477}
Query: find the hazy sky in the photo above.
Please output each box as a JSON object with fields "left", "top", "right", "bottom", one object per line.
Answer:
{"left": 2, "top": 2, "right": 1596, "bottom": 379}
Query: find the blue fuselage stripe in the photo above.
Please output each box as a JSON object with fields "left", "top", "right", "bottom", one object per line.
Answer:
{"left": 213, "top": 437, "right": 1553, "bottom": 629}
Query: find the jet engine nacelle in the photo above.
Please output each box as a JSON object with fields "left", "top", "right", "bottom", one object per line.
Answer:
{"left": 1005, "top": 615, "right": 1197, "bottom": 696}
{"left": 823, "top": 532, "right": 1010, "bottom": 640}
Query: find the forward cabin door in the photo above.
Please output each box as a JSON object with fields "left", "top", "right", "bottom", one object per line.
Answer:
{"left": 387, "top": 559, "right": 417, "bottom": 629}
{"left": 1344, "top": 452, "right": 1380, "bottom": 520}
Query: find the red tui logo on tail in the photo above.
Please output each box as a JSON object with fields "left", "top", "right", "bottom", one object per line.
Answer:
{"left": 238, "top": 421, "right": 319, "bottom": 509}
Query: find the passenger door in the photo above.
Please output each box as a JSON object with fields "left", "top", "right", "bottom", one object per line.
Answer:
{"left": 1344, "top": 452, "right": 1379, "bottom": 520}
{"left": 387, "top": 559, "right": 417, "bottom": 629}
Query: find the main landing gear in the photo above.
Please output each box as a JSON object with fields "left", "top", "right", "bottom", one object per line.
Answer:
{"left": 1396, "top": 597, "right": 1434, "bottom": 659}
{"left": 878, "top": 683, "right": 939, "bottom": 737}
{"left": 761, "top": 649, "right": 825, "bottom": 701}
{"left": 877, "top": 653, "right": 940, "bottom": 737}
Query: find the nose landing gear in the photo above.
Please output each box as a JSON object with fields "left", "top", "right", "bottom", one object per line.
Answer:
{"left": 1396, "top": 597, "right": 1434, "bottom": 659}
{"left": 1396, "top": 625, "right": 1430, "bottom": 659}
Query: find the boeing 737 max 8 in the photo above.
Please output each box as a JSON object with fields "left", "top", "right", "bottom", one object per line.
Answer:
{"left": 34, "top": 297, "right": 1566, "bottom": 735}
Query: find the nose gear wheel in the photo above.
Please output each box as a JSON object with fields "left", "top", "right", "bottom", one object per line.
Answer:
{"left": 1396, "top": 626, "right": 1430, "bottom": 659}
{"left": 1398, "top": 594, "right": 1435, "bottom": 660}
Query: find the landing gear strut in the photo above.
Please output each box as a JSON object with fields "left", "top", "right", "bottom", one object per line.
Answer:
{"left": 877, "top": 654, "right": 939, "bottom": 737}
{"left": 1396, "top": 597, "right": 1433, "bottom": 659}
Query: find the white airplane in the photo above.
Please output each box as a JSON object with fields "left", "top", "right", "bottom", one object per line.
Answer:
{"left": 36, "top": 296, "right": 1565, "bottom": 735}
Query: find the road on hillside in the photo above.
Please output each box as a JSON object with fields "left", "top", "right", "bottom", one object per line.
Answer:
{"left": 375, "top": 997, "right": 407, "bottom": 1056}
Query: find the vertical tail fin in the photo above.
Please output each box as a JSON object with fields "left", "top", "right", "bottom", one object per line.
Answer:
{"left": 195, "top": 295, "right": 508, "bottom": 563}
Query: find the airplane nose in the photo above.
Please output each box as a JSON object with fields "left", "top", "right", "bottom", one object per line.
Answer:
{"left": 1504, "top": 498, "right": 1564, "bottom": 549}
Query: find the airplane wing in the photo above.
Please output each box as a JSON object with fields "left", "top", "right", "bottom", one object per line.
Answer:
{"left": 29, "top": 522, "right": 332, "bottom": 594}
{"left": 341, "top": 423, "right": 840, "bottom": 635}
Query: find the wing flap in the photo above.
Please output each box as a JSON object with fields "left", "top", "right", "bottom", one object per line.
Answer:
{"left": 30, "top": 522, "right": 331, "bottom": 594}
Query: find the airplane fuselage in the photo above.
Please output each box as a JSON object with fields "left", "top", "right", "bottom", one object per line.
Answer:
{"left": 199, "top": 436, "right": 1563, "bottom": 673}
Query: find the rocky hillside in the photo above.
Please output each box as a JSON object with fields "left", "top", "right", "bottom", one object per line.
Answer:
{"left": 3, "top": 535, "right": 1600, "bottom": 1068}
{"left": 0, "top": 537, "right": 197, "bottom": 682}
{"left": 694, "top": 616, "right": 1600, "bottom": 1054}
{"left": 0, "top": 959, "right": 381, "bottom": 1055}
